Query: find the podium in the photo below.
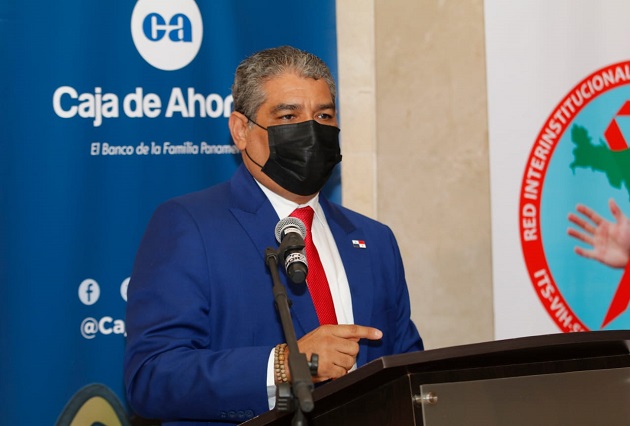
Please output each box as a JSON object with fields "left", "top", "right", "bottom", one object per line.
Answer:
{"left": 244, "top": 330, "right": 630, "bottom": 425}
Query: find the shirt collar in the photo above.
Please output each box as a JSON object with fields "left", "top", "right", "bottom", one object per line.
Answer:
{"left": 255, "top": 179, "right": 322, "bottom": 221}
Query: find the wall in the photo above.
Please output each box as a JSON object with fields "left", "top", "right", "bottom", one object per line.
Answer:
{"left": 337, "top": 0, "right": 493, "bottom": 349}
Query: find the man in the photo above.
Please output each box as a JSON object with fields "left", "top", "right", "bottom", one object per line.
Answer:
{"left": 124, "top": 46, "right": 423, "bottom": 425}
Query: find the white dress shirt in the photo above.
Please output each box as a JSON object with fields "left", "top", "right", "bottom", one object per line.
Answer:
{"left": 255, "top": 181, "right": 354, "bottom": 408}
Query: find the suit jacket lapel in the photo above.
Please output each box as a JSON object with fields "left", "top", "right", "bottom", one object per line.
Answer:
{"left": 321, "top": 199, "right": 375, "bottom": 366}
{"left": 228, "top": 165, "right": 319, "bottom": 337}
{"left": 229, "top": 165, "right": 278, "bottom": 262}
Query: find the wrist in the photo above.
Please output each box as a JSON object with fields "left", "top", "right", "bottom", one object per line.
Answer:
{"left": 274, "top": 343, "right": 289, "bottom": 384}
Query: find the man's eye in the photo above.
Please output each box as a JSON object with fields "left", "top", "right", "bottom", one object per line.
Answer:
{"left": 279, "top": 114, "right": 296, "bottom": 120}
{"left": 317, "top": 113, "right": 333, "bottom": 120}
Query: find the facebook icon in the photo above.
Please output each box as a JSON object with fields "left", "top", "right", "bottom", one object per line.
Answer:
{"left": 78, "top": 279, "right": 101, "bottom": 305}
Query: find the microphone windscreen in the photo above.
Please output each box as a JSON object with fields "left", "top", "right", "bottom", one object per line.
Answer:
{"left": 275, "top": 217, "right": 307, "bottom": 242}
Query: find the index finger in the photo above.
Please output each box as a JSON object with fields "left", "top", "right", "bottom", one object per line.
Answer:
{"left": 332, "top": 324, "right": 383, "bottom": 340}
{"left": 576, "top": 204, "right": 603, "bottom": 225}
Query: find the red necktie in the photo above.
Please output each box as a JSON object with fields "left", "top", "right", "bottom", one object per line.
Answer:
{"left": 290, "top": 207, "right": 338, "bottom": 325}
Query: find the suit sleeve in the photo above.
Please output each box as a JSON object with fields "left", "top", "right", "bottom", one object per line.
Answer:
{"left": 387, "top": 228, "right": 424, "bottom": 354}
{"left": 124, "top": 200, "right": 271, "bottom": 422}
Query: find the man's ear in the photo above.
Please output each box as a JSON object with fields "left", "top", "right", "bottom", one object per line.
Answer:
{"left": 229, "top": 111, "right": 250, "bottom": 150}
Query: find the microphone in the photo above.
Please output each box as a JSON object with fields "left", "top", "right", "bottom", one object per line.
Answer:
{"left": 275, "top": 217, "right": 308, "bottom": 284}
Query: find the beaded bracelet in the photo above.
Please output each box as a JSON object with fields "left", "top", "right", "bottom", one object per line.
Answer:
{"left": 274, "top": 343, "right": 289, "bottom": 384}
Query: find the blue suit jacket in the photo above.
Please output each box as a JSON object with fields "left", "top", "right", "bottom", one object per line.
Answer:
{"left": 124, "top": 165, "right": 423, "bottom": 425}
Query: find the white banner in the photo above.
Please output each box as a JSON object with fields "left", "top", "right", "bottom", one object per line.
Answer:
{"left": 486, "top": 0, "right": 630, "bottom": 339}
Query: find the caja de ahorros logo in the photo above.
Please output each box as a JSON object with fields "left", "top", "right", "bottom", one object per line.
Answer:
{"left": 51, "top": 0, "right": 232, "bottom": 127}
{"left": 131, "top": 0, "right": 203, "bottom": 71}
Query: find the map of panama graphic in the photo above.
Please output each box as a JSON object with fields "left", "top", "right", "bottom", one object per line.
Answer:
{"left": 570, "top": 125, "right": 630, "bottom": 195}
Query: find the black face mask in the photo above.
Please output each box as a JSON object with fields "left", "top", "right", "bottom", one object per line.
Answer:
{"left": 245, "top": 119, "right": 342, "bottom": 196}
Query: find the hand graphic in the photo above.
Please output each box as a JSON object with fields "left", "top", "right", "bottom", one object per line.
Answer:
{"left": 567, "top": 198, "right": 630, "bottom": 269}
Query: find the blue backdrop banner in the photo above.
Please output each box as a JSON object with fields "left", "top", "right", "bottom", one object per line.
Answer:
{"left": 0, "top": 1, "right": 338, "bottom": 423}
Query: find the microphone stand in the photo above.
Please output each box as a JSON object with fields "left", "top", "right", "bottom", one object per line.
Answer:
{"left": 265, "top": 247, "right": 318, "bottom": 426}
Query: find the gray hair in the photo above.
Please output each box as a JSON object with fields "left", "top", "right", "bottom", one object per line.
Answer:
{"left": 232, "top": 46, "right": 337, "bottom": 121}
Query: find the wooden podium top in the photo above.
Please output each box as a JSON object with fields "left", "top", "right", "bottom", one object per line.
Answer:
{"left": 244, "top": 330, "right": 630, "bottom": 425}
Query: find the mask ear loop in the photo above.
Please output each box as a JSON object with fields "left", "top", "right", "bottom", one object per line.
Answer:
{"left": 244, "top": 114, "right": 268, "bottom": 131}
{"left": 244, "top": 148, "right": 265, "bottom": 169}
{"left": 242, "top": 113, "right": 267, "bottom": 169}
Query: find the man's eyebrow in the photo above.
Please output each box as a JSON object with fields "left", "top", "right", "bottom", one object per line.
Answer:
{"left": 318, "top": 102, "right": 336, "bottom": 111}
{"left": 270, "top": 103, "right": 301, "bottom": 114}
{"left": 269, "top": 102, "right": 336, "bottom": 115}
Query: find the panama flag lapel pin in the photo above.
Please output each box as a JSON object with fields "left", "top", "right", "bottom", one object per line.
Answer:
{"left": 352, "top": 240, "right": 367, "bottom": 249}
